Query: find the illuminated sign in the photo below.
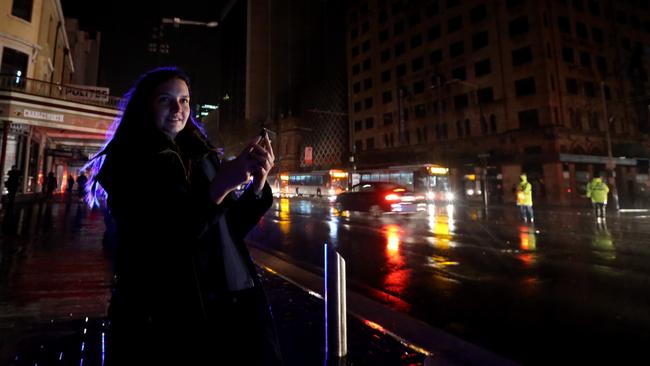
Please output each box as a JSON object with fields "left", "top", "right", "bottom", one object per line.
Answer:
{"left": 330, "top": 170, "right": 348, "bottom": 179}
{"left": 23, "top": 109, "right": 64, "bottom": 122}
{"left": 427, "top": 166, "right": 449, "bottom": 175}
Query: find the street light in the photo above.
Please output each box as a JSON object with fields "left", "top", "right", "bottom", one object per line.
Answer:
{"left": 162, "top": 17, "right": 219, "bottom": 28}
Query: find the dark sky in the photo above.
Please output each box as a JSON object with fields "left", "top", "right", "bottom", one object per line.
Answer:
{"left": 60, "top": 0, "right": 231, "bottom": 104}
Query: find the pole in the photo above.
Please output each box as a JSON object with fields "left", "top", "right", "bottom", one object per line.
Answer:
{"left": 324, "top": 243, "right": 347, "bottom": 362}
{"left": 0, "top": 121, "right": 10, "bottom": 207}
{"left": 600, "top": 81, "right": 620, "bottom": 211}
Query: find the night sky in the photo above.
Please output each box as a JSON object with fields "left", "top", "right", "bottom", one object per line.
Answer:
{"left": 60, "top": 0, "right": 231, "bottom": 104}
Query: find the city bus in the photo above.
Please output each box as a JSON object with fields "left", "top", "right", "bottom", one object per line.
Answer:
{"left": 350, "top": 164, "right": 453, "bottom": 202}
{"left": 278, "top": 169, "right": 349, "bottom": 199}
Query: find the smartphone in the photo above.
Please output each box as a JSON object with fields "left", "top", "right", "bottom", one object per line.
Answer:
{"left": 259, "top": 127, "right": 268, "bottom": 140}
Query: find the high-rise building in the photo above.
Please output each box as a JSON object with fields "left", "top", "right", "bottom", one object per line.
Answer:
{"left": 346, "top": 0, "right": 650, "bottom": 205}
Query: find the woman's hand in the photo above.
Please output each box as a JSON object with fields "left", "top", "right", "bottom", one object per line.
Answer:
{"left": 209, "top": 137, "right": 264, "bottom": 204}
{"left": 249, "top": 135, "right": 275, "bottom": 195}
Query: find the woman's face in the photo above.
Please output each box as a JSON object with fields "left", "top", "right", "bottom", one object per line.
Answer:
{"left": 152, "top": 78, "right": 190, "bottom": 139}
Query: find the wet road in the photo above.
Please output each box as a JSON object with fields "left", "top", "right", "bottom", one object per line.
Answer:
{"left": 247, "top": 198, "right": 650, "bottom": 365}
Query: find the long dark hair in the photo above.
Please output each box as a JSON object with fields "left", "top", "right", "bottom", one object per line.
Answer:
{"left": 83, "top": 66, "right": 208, "bottom": 207}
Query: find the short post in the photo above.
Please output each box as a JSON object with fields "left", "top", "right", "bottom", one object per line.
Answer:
{"left": 324, "top": 243, "right": 347, "bottom": 362}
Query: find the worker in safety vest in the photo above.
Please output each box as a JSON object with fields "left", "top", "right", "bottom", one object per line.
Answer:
{"left": 586, "top": 175, "right": 609, "bottom": 220}
{"left": 516, "top": 173, "right": 534, "bottom": 223}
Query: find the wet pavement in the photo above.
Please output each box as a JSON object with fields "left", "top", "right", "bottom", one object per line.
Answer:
{"left": 247, "top": 198, "right": 650, "bottom": 365}
{"left": 0, "top": 197, "right": 426, "bottom": 365}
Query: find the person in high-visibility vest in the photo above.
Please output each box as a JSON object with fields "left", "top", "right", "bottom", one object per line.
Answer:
{"left": 586, "top": 175, "right": 609, "bottom": 220}
{"left": 516, "top": 173, "right": 534, "bottom": 223}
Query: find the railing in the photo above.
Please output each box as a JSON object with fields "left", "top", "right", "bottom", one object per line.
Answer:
{"left": 0, "top": 74, "right": 123, "bottom": 109}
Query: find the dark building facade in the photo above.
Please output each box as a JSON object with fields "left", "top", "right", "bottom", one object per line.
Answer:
{"left": 346, "top": 0, "right": 650, "bottom": 205}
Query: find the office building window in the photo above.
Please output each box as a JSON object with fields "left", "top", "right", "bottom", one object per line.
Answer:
{"left": 364, "top": 97, "right": 373, "bottom": 109}
{"left": 396, "top": 63, "right": 407, "bottom": 77}
{"left": 413, "top": 80, "right": 425, "bottom": 94}
{"left": 353, "top": 82, "right": 361, "bottom": 94}
{"left": 515, "top": 77, "right": 536, "bottom": 96}
{"left": 412, "top": 57, "right": 424, "bottom": 71}
{"left": 475, "top": 59, "right": 491, "bottom": 77}
{"left": 381, "top": 49, "right": 391, "bottom": 62}
{"left": 448, "top": 15, "right": 463, "bottom": 33}
{"left": 395, "top": 42, "right": 406, "bottom": 57}
{"left": 0, "top": 47, "right": 29, "bottom": 77}
{"left": 580, "top": 52, "right": 591, "bottom": 68}
{"left": 352, "top": 64, "right": 360, "bottom": 75}
{"left": 472, "top": 31, "right": 489, "bottom": 50}
{"left": 362, "top": 40, "right": 371, "bottom": 52}
{"left": 363, "top": 58, "right": 372, "bottom": 71}
{"left": 426, "top": 1, "right": 439, "bottom": 16}
{"left": 366, "top": 138, "right": 375, "bottom": 150}
{"left": 379, "top": 29, "right": 389, "bottom": 43}
{"left": 11, "top": 0, "right": 33, "bottom": 22}
{"left": 354, "top": 101, "right": 362, "bottom": 112}
{"left": 352, "top": 46, "right": 360, "bottom": 57}
{"left": 382, "top": 90, "right": 393, "bottom": 103}
{"left": 410, "top": 34, "right": 423, "bottom": 49}
{"left": 363, "top": 77, "right": 373, "bottom": 90}
{"left": 478, "top": 87, "right": 494, "bottom": 103}
{"left": 588, "top": 0, "right": 600, "bottom": 15}
{"left": 592, "top": 27, "right": 603, "bottom": 43}
{"left": 562, "top": 47, "right": 574, "bottom": 63}
{"left": 408, "top": 13, "right": 421, "bottom": 27}
{"left": 450, "top": 41, "right": 464, "bottom": 58}
{"left": 518, "top": 109, "right": 540, "bottom": 129}
{"left": 394, "top": 20, "right": 405, "bottom": 35}
{"left": 430, "top": 49, "right": 443, "bottom": 64}
{"left": 584, "top": 82, "right": 596, "bottom": 98}
{"left": 381, "top": 69, "right": 392, "bottom": 83}
{"left": 509, "top": 16, "right": 530, "bottom": 37}
{"left": 470, "top": 4, "right": 487, "bottom": 24}
{"left": 454, "top": 94, "right": 469, "bottom": 109}
{"left": 576, "top": 22, "right": 588, "bottom": 39}
{"left": 428, "top": 25, "right": 441, "bottom": 41}
{"left": 361, "top": 22, "right": 370, "bottom": 34}
{"left": 415, "top": 104, "right": 426, "bottom": 118}
{"left": 452, "top": 66, "right": 466, "bottom": 80}
{"left": 512, "top": 46, "right": 533, "bottom": 66}
{"left": 383, "top": 112, "right": 393, "bottom": 125}
{"left": 355, "top": 140, "right": 363, "bottom": 152}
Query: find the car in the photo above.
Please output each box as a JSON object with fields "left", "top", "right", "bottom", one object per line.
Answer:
{"left": 334, "top": 182, "right": 426, "bottom": 216}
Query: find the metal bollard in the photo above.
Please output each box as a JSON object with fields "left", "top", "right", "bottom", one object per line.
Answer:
{"left": 324, "top": 243, "right": 347, "bottom": 361}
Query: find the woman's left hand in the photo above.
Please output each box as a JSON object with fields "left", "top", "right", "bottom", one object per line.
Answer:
{"left": 249, "top": 135, "right": 275, "bottom": 195}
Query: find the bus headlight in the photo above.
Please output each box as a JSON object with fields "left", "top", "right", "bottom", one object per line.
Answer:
{"left": 446, "top": 192, "right": 454, "bottom": 201}
{"left": 426, "top": 191, "right": 435, "bottom": 200}
{"left": 467, "top": 189, "right": 474, "bottom": 196}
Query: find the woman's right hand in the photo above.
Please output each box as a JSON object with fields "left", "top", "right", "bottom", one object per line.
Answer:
{"left": 209, "top": 137, "right": 262, "bottom": 204}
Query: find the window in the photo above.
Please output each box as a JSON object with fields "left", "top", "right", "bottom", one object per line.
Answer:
{"left": 566, "top": 78, "right": 578, "bottom": 94}
{"left": 584, "top": 81, "right": 595, "bottom": 97}
{"left": 395, "top": 42, "right": 406, "bottom": 57}
{"left": 452, "top": 66, "right": 466, "bottom": 80}
{"left": 413, "top": 81, "right": 425, "bottom": 94}
{"left": 616, "top": 11, "right": 626, "bottom": 25}
{"left": 381, "top": 69, "right": 392, "bottom": 83}
{"left": 512, "top": 46, "right": 533, "bottom": 66}
{"left": 450, "top": 41, "right": 464, "bottom": 58}
{"left": 456, "top": 120, "right": 464, "bottom": 137}
{"left": 490, "top": 114, "right": 497, "bottom": 132}
{"left": 509, "top": 16, "right": 530, "bottom": 37}
{"left": 0, "top": 47, "right": 29, "bottom": 78}
{"left": 363, "top": 58, "right": 372, "bottom": 71}
{"left": 408, "top": 13, "right": 421, "bottom": 27}
{"left": 352, "top": 46, "right": 360, "bottom": 57}
{"left": 354, "top": 101, "right": 362, "bottom": 112}
{"left": 428, "top": 25, "right": 441, "bottom": 41}
{"left": 454, "top": 94, "right": 469, "bottom": 109}
{"left": 363, "top": 77, "right": 373, "bottom": 90}
{"left": 412, "top": 57, "right": 424, "bottom": 71}
{"left": 515, "top": 77, "right": 536, "bottom": 96}
{"left": 447, "top": 0, "right": 460, "bottom": 9}
{"left": 410, "top": 34, "right": 422, "bottom": 49}
{"left": 364, "top": 97, "right": 373, "bottom": 109}
{"left": 472, "top": 31, "right": 489, "bottom": 50}
{"left": 396, "top": 63, "right": 406, "bottom": 77}
{"left": 448, "top": 15, "right": 463, "bottom": 33}
{"left": 478, "top": 87, "right": 494, "bottom": 103}
{"left": 506, "top": 0, "right": 525, "bottom": 9}
{"left": 558, "top": 16, "right": 571, "bottom": 34}
{"left": 366, "top": 138, "right": 375, "bottom": 150}
{"left": 475, "top": 59, "right": 491, "bottom": 77}
{"left": 354, "top": 120, "right": 363, "bottom": 131}
{"left": 518, "top": 109, "right": 540, "bottom": 129}
{"left": 362, "top": 40, "right": 371, "bottom": 52}
{"left": 391, "top": 1, "right": 403, "bottom": 14}
{"left": 353, "top": 82, "right": 361, "bottom": 93}
{"left": 349, "top": 11, "right": 358, "bottom": 23}
{"left": 562, "top": 47, "right": 575, "bottom": 63}
{"left": 589, "top": 111, "right": 600, "bottom": 131}
{"left": 355, "top": 140, "right": 363, "bottom": 152}
{"left": 592, "top": 27, "right": 603, "bottom": 43}
{"left": 365, "top": 117, "right": 375, "bottom": 129}
{"left": 573, "top": 0, "right": 584, "bottom": 11}
{"left": 576, "top": 22, "right": 588, "bottom": 39}
{"left": 579, "top": 52, "right": 591, "bottom": 68}
{"left": 379, "top": 29, "right": 389, "bottom": 43}
{"left": 394, "top": 20, "right": 405, "bottom": 35}
{"left": 470, "top": 4, "right": 487, "bottom": 24}
{"left": 378, "top": 10, "right": 388, "bottom": 24}
{"left": 481, "top": 115, "right": 488, "bottom": 134}
{"left": 587, "top": 0, "right": 600, "bottom": 15}
{"left": 381, "top": 49, "right": 391, "bottom": 62}
{"left": 383, "top": 90, "right": 393, "bottom": 103}
{"left": 383, "top": 112, "right": 393, "bottom": 125}
{"left": 11, "top": 0, "right": 33, "bottom": 22}
{"left": 430, "top": 49, "right": 443, "bottom": 64}
{"left": 415, "top": 104, "right": 426, "bottom": 118}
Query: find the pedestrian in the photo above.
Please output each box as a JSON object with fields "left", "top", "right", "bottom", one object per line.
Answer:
{"left": 45, "top": 172, "right": 57, "bottom": 198}
{"left": 83, "top": 67, "right": 281, "bottom": 365}
{"left": 4, "top": 165, "right": 21, "bottom": 208}
{"left": 67, "top": 174, "right": 75, "bottom": 195}
{"left": 76, "top": 171, "right": 87, "bottom": 201}
{"left": 516, "top": 173, "right": 534, "bottom": 223}
{"left": 586, "top": 174, "right": 609, "bottom": 221}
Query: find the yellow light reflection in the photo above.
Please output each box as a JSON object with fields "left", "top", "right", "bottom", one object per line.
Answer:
{"left": 428, "top": 205, "right": 454, "bottom": 249}
{"left": 279, "top": 198, "right": 290, "bottom": 234}
{"left": 383, "top": 224, "right": 410, "bottom": 296}
{"left": 518, "top": 225, "right": 537, "bottom": 251}
{"left": 592, "top": 223, "right": 615, "bottom": 261}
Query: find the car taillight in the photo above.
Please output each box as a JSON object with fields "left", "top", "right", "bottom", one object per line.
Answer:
{"left": 385, "top": 193, "right": 401, "bottom": 201}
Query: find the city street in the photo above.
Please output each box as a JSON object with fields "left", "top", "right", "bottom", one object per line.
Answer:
{"left": 248, "top": 197, "right": 650, "bottom": 365}
{"left": 1, "top": 196, "right": 650, "bottom": 365}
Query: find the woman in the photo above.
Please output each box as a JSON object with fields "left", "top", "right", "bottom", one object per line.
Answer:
{"left": 85, "top": 67, "right": 281, "bottom": 364}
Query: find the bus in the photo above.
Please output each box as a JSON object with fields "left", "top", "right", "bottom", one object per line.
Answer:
{"left": 350, "top": 164, "right": 453, "bottom": 202}
{"left": 278, "top": 169, "right": 349, "bottom": 199}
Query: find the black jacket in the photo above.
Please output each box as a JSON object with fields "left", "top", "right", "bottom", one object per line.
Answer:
{"left": 98, "top": 128, "right": 281, "bottom": 364}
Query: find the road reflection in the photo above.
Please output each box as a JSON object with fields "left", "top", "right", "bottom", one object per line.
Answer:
{"left": 278, "top": 198, "right": 291, "bottom": 235}
{"left": 382, "top": 224, "right": 410, "bottom": 297}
